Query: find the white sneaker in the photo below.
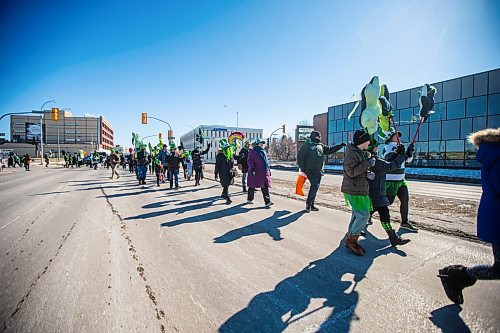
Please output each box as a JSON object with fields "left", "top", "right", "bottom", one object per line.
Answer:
{"left": 246, "top": 200, "right": 253, "bottom": 205}
{"left": 265, "top": 202, "right": 274, "bottom": 207}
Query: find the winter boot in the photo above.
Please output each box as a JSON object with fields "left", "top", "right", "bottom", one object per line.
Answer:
{"left": 345, "top": 235, "right": 364, "bottom": 256}
{"left": 387, "top": 230, "right": 410, "bottom": 247}
{"left": 438, "top": 265, "right": 477, "bottom": 304}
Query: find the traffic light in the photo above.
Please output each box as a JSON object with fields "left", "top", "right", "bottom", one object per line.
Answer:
{"left": 167, "top": 130, "right": 173, "bottom": 140}
{"left": 141, "top": 112, "right": 148, "bottom": 124}
{"left": 159, "top": 133, "right": 162, "bottom": 140}
{"left": 51, "top": 107, "right": 60, "bottom": 121}
{"left": 282, "top": 124, "right": 286, "bottom": 134}
{"left": 266, "top": 138, "right": 270, "bottom": 146}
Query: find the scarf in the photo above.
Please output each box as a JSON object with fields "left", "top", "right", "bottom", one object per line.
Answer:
{"left": 253, "top": 146, "right": 269, "bottom": 171}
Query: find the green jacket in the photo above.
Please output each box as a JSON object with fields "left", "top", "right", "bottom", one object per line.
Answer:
{"left": 297, "top": 140, "right": 344, "bottom": 172}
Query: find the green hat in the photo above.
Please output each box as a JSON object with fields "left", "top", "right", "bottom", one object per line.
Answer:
{"left": 384, "top": 130, "right": 402, "bottom": 144}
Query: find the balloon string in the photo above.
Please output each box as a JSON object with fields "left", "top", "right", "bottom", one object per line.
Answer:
{"left": 390, "top": 116, "right": 401, "bottom": 145}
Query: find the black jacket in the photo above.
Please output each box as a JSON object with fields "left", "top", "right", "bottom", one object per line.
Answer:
{"left": 215, "top": 152, "right": 234, "bottom": 187}
{"left": 297, "top": 140, "right": 344, "bottom": 172}
{"left": 167, "top": 153, "right": 181, "bottom": 171}
{"left": 368, "top": 154, "right": 405, "bottom": 207}
{"left": 236, "top": 148, "right": 249, "bottom": 173}
{"left": 192, "top": 145, "right": 210, "bottom": 169}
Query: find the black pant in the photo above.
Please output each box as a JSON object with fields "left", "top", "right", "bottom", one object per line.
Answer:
{"left": 372, "top": 205, "right": 390, "bottom": 222}
{"left": 305, "top": 170, "right": 322, "bottom": 206}
{"left": 222, "top": 185, "right": 229, "bottom": 199}
{"left": 194, "top": 168, "right": 202, "bottom": 184}
{"left": 248, "top": 187, "right": 270, "bottom": 204}
{"left": 156, "top": 173, "right": 160, "bottom": 186}
{"left": 387, "top": 184, "right": 409, "bottom": 223}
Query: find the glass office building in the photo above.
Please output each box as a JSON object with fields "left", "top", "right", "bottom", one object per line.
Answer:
{"left": 325, "top": 68, "right": 500, "bottom": 168}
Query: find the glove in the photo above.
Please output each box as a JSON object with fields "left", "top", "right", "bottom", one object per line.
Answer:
{"left": 340, "top": 142, "right": 347, "bottom": 147}
{"left": 367, "top": 171, "right": 375, "bottom": 180}
{"left": 406, "top": 143, "right": 415, "bottom": 158}
{"left": 395, "top": 144, "right": 405, "bottom": 155}
{"left": 368, "top": 157, "right": 376, "bottom": 167}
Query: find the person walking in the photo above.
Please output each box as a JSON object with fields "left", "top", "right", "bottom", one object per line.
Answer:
{"left": 246, "top": 139, "right": 273, "bottom": 207}
{"left": 382, "top": 130, "right": 417, "bottom": 231}
{"left": 297, "top": 130, "right": 345, "bottom": 212}
{"left": 192, "top": 143, "right": 211, "bottom": 186}
{"left": 23, "top": 154, "right": 31, "bottom": 171}
{"left": 127, "top": 151, "right": 135, "bottom": 173}
{"left": 237, "top": 140, "right": 251, "bottom": 193}
{"left": 109, "top": 150, "right": 120, "bottom": 179}
{"left": 136, "top": 146, "right": 148, "bottom": 185}
{"left": 157, "top": 144, "right": 168, "bottom": 182}
{"left": 438, "top": 128, "right": 500, "bottom": 304}
{"left": 167, "top": 148, "right": 181, "bottom": 189}
{"left": 215, "top": 142, "right": 235, "bottom": 205}
{"left": 341, "top": 130, "right": 375, "bottom": 256}
{"left": 44, "top": 153, "right": 49, "bottom": 167}
{"left": 367, "top": 143, "right": 410, "bottom": 247}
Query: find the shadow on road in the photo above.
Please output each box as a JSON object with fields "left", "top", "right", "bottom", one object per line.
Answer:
{"left": 219, "top": 234, "right": 407, "bottom": 333}
{"left": 214, "top": 210, "right": 306, "bottom": 242}
{"left": 429, "top": 304, "right": 471, "bottom": 333}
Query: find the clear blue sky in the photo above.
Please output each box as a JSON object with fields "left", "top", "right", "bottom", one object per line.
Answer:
{"left": 1, "top": 0, "right": 499, "bottom": 146}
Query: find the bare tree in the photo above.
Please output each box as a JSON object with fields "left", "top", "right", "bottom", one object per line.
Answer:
{"left": 269, "top": 135, "right": 296, "bottom": 161}
{"left": 298, "top": 119, "right": 311, "bottom": 126}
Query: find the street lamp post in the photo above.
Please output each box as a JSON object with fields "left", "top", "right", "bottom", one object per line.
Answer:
{"left": 58, "top": 108, "right": 71, "bottom": 161}
{"left": 39, "top": 99, "right": 56, "bottom": 164}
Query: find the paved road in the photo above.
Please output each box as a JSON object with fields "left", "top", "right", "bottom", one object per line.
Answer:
{"left": 0, "top": 165, "right": 498, "bottom": 332}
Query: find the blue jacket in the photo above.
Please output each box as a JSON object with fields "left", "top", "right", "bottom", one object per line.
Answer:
{"left": 475, "top": 135, "right": 500, "bottom": 244}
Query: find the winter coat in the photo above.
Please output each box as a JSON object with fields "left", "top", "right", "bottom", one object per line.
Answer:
{"left": 341, "top": 143, "right": 372, "bottom": 196}
{"left": 167, "top": 153, "right": 181, "bottom": 171}
{"left": 137, "top": 150, "right": 148, "bottom": 166}
{"left": 470, "top": 129, "right": 500, "bottom": 245}
{"left": 157, "top": 149, "right": 168, "bottom": 165}
{"left": 236, "top": 148, "right": 249, "bottom": 173}
{"left": 215, "top": 152, "right": 234, "bottom": 187}
{"left": 109, "top": 154, "right": 120, "bottom": 167}
{"left": 192, "top": 146, "right": 210, "bottom": 169}
{"left": 368, "top": 154, "right": 406, "bottom": 207}
{"left": 247, "top": 149, "right": 271, "bottom": 188}
{"left": 382, "top": 142, "right": 413, "bottom": 181}
{"left": 297, "top": 140, "right": 344, "bottom": 172}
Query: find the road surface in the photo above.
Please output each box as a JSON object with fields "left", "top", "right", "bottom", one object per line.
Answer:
{"left": 0, "top": 164, "right": 497, "bottom": 332}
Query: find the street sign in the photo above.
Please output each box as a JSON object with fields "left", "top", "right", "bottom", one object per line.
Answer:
{"left": 0, "top": 133, "right": 5, "bottom": 136}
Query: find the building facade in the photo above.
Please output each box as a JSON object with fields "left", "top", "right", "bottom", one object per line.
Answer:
{"left": 179, "top": 125, "right": 263, "bottom": 162}
{"left": 323, "top": 68, "right": 500, "bottom": 168}
{"left": 10, "top": 110, "right": 114, "bottom": 155}
{"left": 313, "top": 113, "right": 328, "bottom": 144}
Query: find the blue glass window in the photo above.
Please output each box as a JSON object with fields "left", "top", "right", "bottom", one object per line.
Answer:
{"left": 461, "top": 76, "right": 473, "bottom": 98}
{"left": 329, "top": 120, "right": 337, "bottom": 133}
{"left": 488, "top": 115, "right": 500, "bottom": 128}
{"left": 474, "top": 73, "right": 488, "bottom": 96}
{"left": 432, "top": 103, "right": 446, "bottom": 122}
{"left": 467, "top": 96, "right": 487, "bottom": 117}
{"left": 473, "top": 116, "right": 486, "bottom": 132}
{"left": 410, "top": 88, "right": 420, "bottom": 107}
{"left": 488, "top": 93, "right": 500, "bottom": 115}
{"left": 446, "top": 140, "right": 465, "bottom": 159}
{"left": 443, "top": 78, "right": 461, "bottom": 101}
{"left": 397, "top": 90, "right": 410, "bottom": 109}
{"left": 344, "top": 118, "right": 354, "bottom": 131}
{"left": 429, "top": 122, "right": 441, "bottom": 140}
{"left": 489, "top": 69, "right": 500, "bottom": 94}
{"left": 432, "top": 82, "right": 443, "bottom": 103}
{"left": 335, "top": 106, "right": 342, "bottom": 120}
{"left": 336, "top": 119, "right": 344, "bottom": 132}
{"left": 328, "top": 107, "right": 335, "bottom": 120}
{"left": 442, "top": 120, "right": 460, "bottom": 140}
{"left": 399, "top": 108, "right": 414, "bottom": 123}
{"left": 460, "top": 118, "right": 472, "bottom": 139}
{"left": 447, "top": 99, "right": 465, "bottom": 119}
{"left": 334, "top": 133, "right": 342, "bottom": 144}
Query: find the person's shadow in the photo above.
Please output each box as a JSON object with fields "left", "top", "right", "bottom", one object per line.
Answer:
{"left": 214, "top": 210, "right": 305, "bottom": 243}
{"left": 219, "top": 234, "right": 406, "bottom": 333}
{"left": 429, "top": 304, "right": 471, "bottom": 333}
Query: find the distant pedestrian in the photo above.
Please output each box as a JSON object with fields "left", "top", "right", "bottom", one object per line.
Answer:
{"left": 127, "top": 152, "right": 135, "bottom": 173}
{"left": 192, "top": 143, "right": 211, "bottom": 186}
{"left": 341, "top": 130, "right": 374, "bottom": 256}
{"left": 297, "top": 130, "right": 345, "bottom": 212}
{"left": 157, "top": 144, "right": 168, "bottom": 181}
{"left": 236, "top": 140, "right": 251, "bottom": 193}
{"left": 154, "top": 158, "right": 164, "bottom": 187}
{"left": 438, "top": 128, "right": 500, "bottom": 304}
{"left": 44, "top": 153, "right": 49, "bottom": 167}
{"left": 382, "top": 130, "right": 417, "bottom": 231}
{"left": 215, "top": 140, "right": 235, "bottom": 205}
{"left": 246, "top": 139, "right": 273, "bottom": 207}
{"left": 367, "top": 142, "right": 410, "bottom": 247}
{"left": 23, "top": 154, "right": 31, "bottom": 171}
{"left": 136, "top": 147, "right": 148, "bottom": 185}
{"left": 109, "top": 150, "right": 120, "bottom": 179}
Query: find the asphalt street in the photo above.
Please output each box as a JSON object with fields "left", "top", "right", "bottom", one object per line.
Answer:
{"left": 0, "top": 164, "right": 498, "bottom": 332}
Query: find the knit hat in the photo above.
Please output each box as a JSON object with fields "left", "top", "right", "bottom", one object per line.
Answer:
{"left": 384, "top": 130, "right": 402, "bottom": 144}
{"left": 353, "top": 130, "right": 371, "bottom": 146}
{"left": 310, "top": 130, "right": 321, "bottom": 140}
{"left": 253, "top": 138, "right": 265, "bottom": 146}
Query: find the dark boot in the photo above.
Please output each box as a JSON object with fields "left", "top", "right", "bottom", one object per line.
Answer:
{"left": 345, "top": 235, "right": 364, "bottom": 256}
{"left": 438, "top": 265, "right": 477, "bottom": 304}
{"left": 388, "top": 230, "right": 410, "bottom": 247}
